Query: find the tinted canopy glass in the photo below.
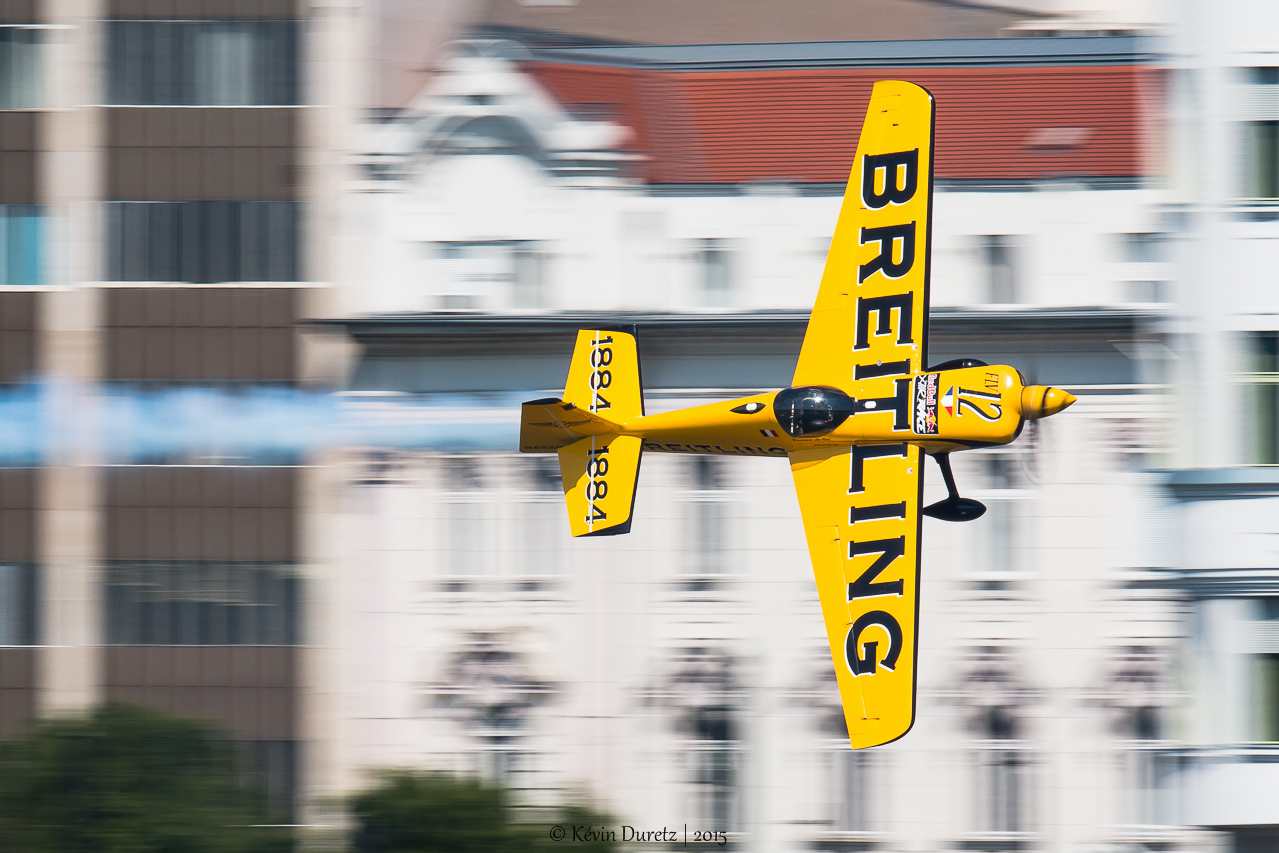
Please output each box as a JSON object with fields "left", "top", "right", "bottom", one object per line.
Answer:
{"left": 773, "top": 386, "right": 855, "bottom": 437}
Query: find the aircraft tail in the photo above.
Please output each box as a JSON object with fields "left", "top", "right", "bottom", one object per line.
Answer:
{"left": 558, "top": 434, "right": 642, "bottom": 537}
{"left": 563, "top": 326, "right": 644, "bottom": 420}
{"left": 519, "top": 326, "right": 645, "bottom": 536}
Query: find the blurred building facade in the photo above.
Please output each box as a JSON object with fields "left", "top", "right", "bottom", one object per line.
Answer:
{"left": 321, "top": 16, "right": 1190, "bottom": 853}
{"left": 3, "top": 0, "right": 1279, "bottom": 851}
{"left": 1156, "top": 0, "right": 1279, "bottom": 848}
{"left": 0, "top": 0, "right": 338, "bottom": 815}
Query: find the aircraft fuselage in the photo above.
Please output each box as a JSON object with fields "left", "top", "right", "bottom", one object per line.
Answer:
{"left": 620, "top": 365, "right": 1029, "bottom": 458}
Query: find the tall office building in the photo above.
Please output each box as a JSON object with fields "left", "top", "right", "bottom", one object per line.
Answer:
{"left": 0, "top": 0, "right": 329, "bottom": 814}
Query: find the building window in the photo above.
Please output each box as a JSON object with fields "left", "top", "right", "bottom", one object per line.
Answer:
{"left": 441, "top": 458, "right": 491, "bottom": 588}
{"left": 688, "top": 706, "right": 736, "bottom": 832}
{"left": 682, "top": 456, "right": 729, "bottom": 589}
{"left": 106, "top": 20, "right": 299, "bottom": 106}
{"left": 694, "top": 238, "right": 734, "bottom": 307}
{"left": 973, "top": 454, "right": 1020, "bottom": 585}
{"left": 106, "top": 201, "right": 300, "bottom": 284}
{"left": 104, "top": 561, "right": 300, "bottom": 645}
{"left": 980, "top": 235, "right": 1018, "bottom": 303}
{"left": 1234, "top": 829, "right": 1279, "bottom": 853}
{"left": 516, "top": 457, "right": 562, "bottom": 585}
{"left": 1257, "top": 654, "right": 1279, "bottom": 743}
{"left": 1119, "top": 232, "right": 1170, "bottom": 303}
{"left": 433, "top": 241, "right": 541, "bottom": 310}
{"left": 831, "top": 746, "right": 874, "bottom": 832}
{"left": 1248, "top": 122, "right": 1279, "bottom": 200}
{"left": 0, "top": 27, "right": 41, "bottom": 110}
{"left": 974, "top": 707, "right": 1029, "bottom": 834}
{"left": 1247, "top": 69, "right": 1279, "bottom": 200}
{"left": 0, "top": 204, "right": 44, "bottom": 286}
{"left": 237, "top": 739, "right": 299, "bottom": 821}
{"left": 1247, "top": 332, "right": 1279, "bottom": 464}
{"left": 0, "top": 563, "right": 37, "bottom": 646}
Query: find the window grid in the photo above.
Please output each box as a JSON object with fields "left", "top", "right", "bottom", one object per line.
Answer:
{"left": 107, "top": 20, "right": 299, "bottom": 107}
{"left": 105, "top": 560, "right": 301, "bottom": 645}
{"left": 106, "top": 200, "right": 300, "bottom": 283}
{"left": 830, "top": 745, "right": 874, "bottom": 833}
{"left": 974, "top": 743, "right": 1031, "bottom": 835}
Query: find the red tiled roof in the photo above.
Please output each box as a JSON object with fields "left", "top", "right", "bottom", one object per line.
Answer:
{"left": 524, "top": 62, "right": 1157, "bottom": 183}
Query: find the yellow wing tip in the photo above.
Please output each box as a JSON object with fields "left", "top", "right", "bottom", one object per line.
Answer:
{"left": 871, "top": 79, "right": 934, "bottom": 101}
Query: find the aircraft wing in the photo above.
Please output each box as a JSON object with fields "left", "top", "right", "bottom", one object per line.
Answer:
{"left": 791, "top": 443, "right": 923, "bottom": 749}
{"left": 792, "top": 80, "right": 935, "bottom": 387}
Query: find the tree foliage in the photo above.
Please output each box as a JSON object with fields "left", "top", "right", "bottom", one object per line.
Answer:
{"left": 351, "top": 771, "right": 616, "bottom": 853}
{"left": 0, "top": 704, "right": 290, "bottom": 853}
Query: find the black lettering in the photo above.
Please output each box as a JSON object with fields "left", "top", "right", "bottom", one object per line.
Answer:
{"left": 849, "top": 502, "right": 906, "bottom": 524}
{"left": 854, "top": 359, "right": 911, "bottom": 380}
{"left": 847, "top": 537, "right": 906, "bottom": 600}
{"left": 847, "top": 443, "right": 908, "bottom": 494}
{"left": 858, "top": 223, "right": 916, "bottom": 282}
{"left": 854, "top": 377, "right": 913, "bottom": 431}
{"left": 862, "top": 149, "right": 919, "bottom": 209}
{"left": 846, "top": 610, "right": 903, "bottom": 675}
{"left": 853, "top": 293, "right": 914, "bottom": 350}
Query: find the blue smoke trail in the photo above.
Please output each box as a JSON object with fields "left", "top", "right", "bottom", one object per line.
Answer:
{"left": 0, "top": 382, "right": 524, "bottom": 464}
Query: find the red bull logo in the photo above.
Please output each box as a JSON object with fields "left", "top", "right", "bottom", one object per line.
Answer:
{"left": 913, "top": 373, "right": 938, "bottom": 435}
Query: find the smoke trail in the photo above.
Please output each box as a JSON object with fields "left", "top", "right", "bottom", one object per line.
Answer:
{"left": 2, "top": 382, "right": 523, "bottom": 464}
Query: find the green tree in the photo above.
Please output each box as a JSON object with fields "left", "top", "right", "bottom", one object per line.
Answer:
{"left": 0, "top": 703, "right": 290, "bottom": 853}
{"left": 351, "top": 771, "right": 616, "bottom": 853}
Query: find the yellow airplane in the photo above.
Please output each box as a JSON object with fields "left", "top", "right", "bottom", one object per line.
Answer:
{"left": 518, "top": 80, "right": 1074, "bottom": 749}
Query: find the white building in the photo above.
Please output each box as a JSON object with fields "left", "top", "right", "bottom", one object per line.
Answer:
{"left": 1155, "top": 0, "right": 1279, "bottom": 847}
{"left": 310, "top": 29, "right": 1206, "bottom": 853}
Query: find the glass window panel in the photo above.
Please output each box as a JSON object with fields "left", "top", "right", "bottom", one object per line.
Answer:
{"left": 107, "top": 203, "right": 124, "bottom": 282}
{"left": 206, "top": 201, "right": 237, "bottom": 284}
{"left": 982, "top": 235, "right": 1019, "bottom": 303}
{"left": 105, "top": 561, "right": 300, "bottom": 646}
{"left": 1258, "top": 654, "right": 1279, "bottom": 742}
{"left": 0, "top": 564, "right": 37, "bottom": 646}
{"left": 122, "top": 203, "right": 149, "bottom": 281}
{"left": 1251, "top": 122, "right": 1279, "bottom": 200}
{"left": 0, "top": 205, "right": 44, "bottom": 287}
{"left": 146, "top": 202, "right": 172, "bottom": 282}
{"left": 179, "top": 201, "right": 204, "bottom": 284}
{"left": 266, "top": 201, "right": 298, "bottom": 282}
{"left": 0, "top": 205, "right": 6, "bottom": 287}
{"left": 239, "top": 200, "right": 266, "bottom": 282}
{"left": 0, "top": 28, "right": 41, "bottom": 110}
{"left": 1250, "top": 332, "right": 1279, "bottom": 465}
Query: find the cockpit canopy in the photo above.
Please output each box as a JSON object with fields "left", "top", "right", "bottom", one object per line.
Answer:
{"left": 773, "top": 386, "right": 855, "bottom": 438}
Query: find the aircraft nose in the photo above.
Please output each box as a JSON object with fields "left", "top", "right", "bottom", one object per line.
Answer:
{"left": 1020, "top": 386, "right": 1076, "bottom": 419}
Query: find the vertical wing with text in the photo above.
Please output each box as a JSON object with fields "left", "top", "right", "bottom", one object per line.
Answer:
{"left": 791, "top": 444, "right": 923, "bottom": 749}
{"left": 793, "top": 81, "right": 935, "bottom": 387}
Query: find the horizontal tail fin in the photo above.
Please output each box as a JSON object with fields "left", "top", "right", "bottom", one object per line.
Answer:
{"left": 519, "top": 399, "right": 618, "bottom": 453}
{"left": 558, "top": 434, "right": 642, "bottom": 537}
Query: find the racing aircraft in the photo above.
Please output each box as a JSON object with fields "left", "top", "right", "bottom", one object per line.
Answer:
{"left": 518, "top": 81, "right": 1074, "bottom": 749}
